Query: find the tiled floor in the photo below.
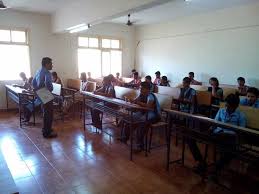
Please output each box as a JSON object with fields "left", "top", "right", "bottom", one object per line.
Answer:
{"left": 0, "top": 111, "right": 257, "bottom": 194}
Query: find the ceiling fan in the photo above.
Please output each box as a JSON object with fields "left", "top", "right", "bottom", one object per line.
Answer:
{"left": 126, "top": 14, "right": 135, "bottom": 26}
{"left": 0, "top": 0, "right": 8, "bottom": 10}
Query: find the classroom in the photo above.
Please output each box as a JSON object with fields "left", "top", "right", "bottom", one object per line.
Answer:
{"left": 0, "top": 0, "right": 259, "bottom": 193}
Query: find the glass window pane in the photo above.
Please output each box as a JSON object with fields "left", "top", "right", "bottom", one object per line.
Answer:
{"left": 111, "top": 40, "right": 120, "bottom": 49}
{"left": 89, "top": 38, "right": 99, "bottom": 48}
{"left": 0, "top": 44, "right": 30, "bottom": 80}
{"left": 11, "top": 31, "right": 26, "bottom": 43}
{"left": 102, "top": 51, "right": 111, "bottom": 76}
{"left": 0, "top": 30, "right": 11, "bottom": 42}
{"left": 111, "top": 50, "right": 122, "bottom": 76}
{"left": 78, "top": 37, "right": 88, "bottom": 47}
{"left": 102, "top": 39, "right": 111, "bottom": 48}
{"left": 78, "top": 48, "right": 101, "bottom": 78}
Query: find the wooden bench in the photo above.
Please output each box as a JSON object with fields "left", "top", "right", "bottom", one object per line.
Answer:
{"left": 67, "top": 79, "right": 81, "bottom": 90}
{"left": 157, "top": 86, "right": 180, "bottom": 99}
{"left": 191, "top": 85, "right": 208, "bottom": 91}
{"left": 114, "top": 86, "right": 139, "bottom": 100}
{"left": 222, "top": 87, "right": 238, "bottom": 100}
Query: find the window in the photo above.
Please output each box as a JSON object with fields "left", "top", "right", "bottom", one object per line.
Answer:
{"left": 78, "top": 36, "right": 122, "bottom": 78}
{"left": 0, "top": 29, "right": 30, "bottom": 80}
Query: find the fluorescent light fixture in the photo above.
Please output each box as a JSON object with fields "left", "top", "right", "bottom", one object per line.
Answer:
{"left": 69, "top": 25, "right": 89, "bottom": 33}
{"left": 66, "top": 23, "right": 86, "bottom": 31}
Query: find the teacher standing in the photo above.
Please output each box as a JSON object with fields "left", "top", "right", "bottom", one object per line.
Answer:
{"left": 32, "top": 57, "right": 57, "bottom": 138}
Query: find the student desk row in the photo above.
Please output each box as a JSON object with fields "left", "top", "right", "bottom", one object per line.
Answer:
{"left": 81, "top": 91, "right": 152, "bottom": 160}
{"left": 164, "top": 109, "right": 259, "bottom": 171}
{"left": 5, "top": 85, "right": 36, "bottom": 127}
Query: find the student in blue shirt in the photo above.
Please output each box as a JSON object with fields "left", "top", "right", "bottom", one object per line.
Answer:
{"left": 122, "top": 82, "right": 161, "bottom": 145}
{"left": 175, "top": 77, "right": 196, "bottom": 113}
{"left": 32, "top": 57, "right": 57, "bottom": 138}
{"left": 240, "top": 87, "right": 259, "bottom": 108}
{"left": 187, "top": 94, "right": 246, "bottom": 179}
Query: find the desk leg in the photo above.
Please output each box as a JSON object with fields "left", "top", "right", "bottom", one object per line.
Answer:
{"left": 18, "top": 96, "right": 22, "bottom": 128}
{"left": 166, "top": 114, "right": 172, "bottom": 171}
{"left": 6, "top": 88, "right": 9, "bottom": 111}
{"left": 83, "top": 96, "right": 86, "bottom": 132}
{"left": 130, "top": 112, "right": 133, "bottom": 161}
{"left": 32, "top": 99, "right": 35, "bottom": 126}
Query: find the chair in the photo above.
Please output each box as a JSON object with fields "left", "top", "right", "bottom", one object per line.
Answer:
{"left": 196, "top": 91, "right": 212, "bottom": 117}
{"left": 148, "top": 93, "right": 173, "bottom": 152}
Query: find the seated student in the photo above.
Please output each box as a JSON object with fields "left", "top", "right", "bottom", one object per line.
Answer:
{"left": 80, "top": 72, "right": 88, "bottom": 91}
{"left": 153, "top": 71, "right": 161, "bottom": 85}
{"left": 123, "top": 81, "right": 161, "bottom": 144}
{"left": 240, "top": 87, "right": 259, "bottom": 108}
{"left": 52, "top": 72, "right": 63, "bottom": 86}
{"left": 14, "top": 72, "right": 33, "bottom": 90}
{"left": 125, "top": 72, "right": 141, "bottom": 89}
{"left": 237, "top": 77, "right": 249, "bottom": 96}
{"left": 130, "top": 69, "right": 136, "bottom": 78}
{"left": 187, "top": 94, "right": 246, "bottom": 178}
{"left": 208, "top": 77, "right": 223, "bottom": 105}
{"left": 91, "top": 76, "right": 116, "bottom": 129}
{"left": 113, "top": 72, "right": 123, "bottom": 86}
{"left": 87, "top": 72, "right": 96, "bottom": 82}
{"left": 145, "top": 75, "right": 156, "bottom": 92}
{"left": 174, "top": 77, "right": 196, "bottom": 113}
{"left": 159, "top": 76, "right": 170, "bottom": 87}
{"left": 189, "top": 72, "right": 202, "bottom": 85}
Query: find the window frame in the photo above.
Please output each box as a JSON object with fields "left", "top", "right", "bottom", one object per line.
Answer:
{"left": 0, "top": 27, "right": 31, "bottom": 80}
{"left": 0, "top": 27, "right": 29, "bottom": 45}
{"left": 77, "top": 35, "right": 123, "bottom": 77}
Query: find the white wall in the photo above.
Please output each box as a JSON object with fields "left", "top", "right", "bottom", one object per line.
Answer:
{"left": 136, "top": 2, "right": 259, "bottom": 87}
{"left": 0, "top": 11, "right": 135, "bottom": 109}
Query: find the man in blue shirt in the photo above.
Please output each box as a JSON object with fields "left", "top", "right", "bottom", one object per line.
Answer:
{"left": 33, "top": 57, "right": 57, "bottom": 138}
{"left": 187, "top": 94, "right": 246, "bottom": 180}
{"left": 240, "top": 87, "right": 259, "bottom": 108}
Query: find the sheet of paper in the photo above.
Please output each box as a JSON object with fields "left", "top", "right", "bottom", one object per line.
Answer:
{"left": 36, "top": 87, "right": 54, "bottom": 104}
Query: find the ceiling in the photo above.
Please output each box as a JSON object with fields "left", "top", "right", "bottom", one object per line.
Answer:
{"left": 3, "top": 0, "right": 74, "bottom": 14}
{"left": 111, "top": 0, "right": 259, "bottom": 26}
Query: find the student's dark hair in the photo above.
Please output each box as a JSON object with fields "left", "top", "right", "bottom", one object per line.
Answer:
{"left": 162, "top": 76, "right": 168, "bottom": 81}
{"left": 183, "top": 77, "right": 191, "bottom": 84}
{"left": 237, "top": 77, "right": 245, "bottom": 82}
{"left": 19, "top": 72, "right": 26, "bottom": 77}
{"left": 103, "top": 76, "right": 111, "bottom": 83}
{"left": 225, "top": 94, "right": 240, "bottom": 107}
{"left": 134, "top": 72, "right": 139, "bottom": 76}
{"left": 247, "top": 87, "right": 259, "bottom": 97}
{"left": 189, "top": 72, "right": 194, "bottom": 76}
{"left": 155, "top": 71, "right": 161, "bottom": 75}
{"left": 52, "top": 72, "right": 57, "bottom": 77}
{"left": 131, "top": 69, "right": 136, "bottom": 73}
{"left": 141, "top": 81, "right": 151, "bottom": 90}
{"left": 42, "top": 57, "right": 52, "bottom": 67}
{"left": 145, "top": 75, "right": 151, "bottom": 81}
{"left": 209, "top": 77, "right": 219, "bottom": 87}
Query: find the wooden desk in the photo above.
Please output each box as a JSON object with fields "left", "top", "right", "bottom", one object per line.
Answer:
{"left": 5, "top": 85, "right": 36, "bottom": 127}
{"left": 81, "top": 91, "right": 151, "bottom": 160}
{"left": 164, "top": 109, "right": 259, "bottom": 170}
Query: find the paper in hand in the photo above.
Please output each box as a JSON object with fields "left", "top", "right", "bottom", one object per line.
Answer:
{"left": 36, "top": 87, "right": 54, "bottom": 104}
